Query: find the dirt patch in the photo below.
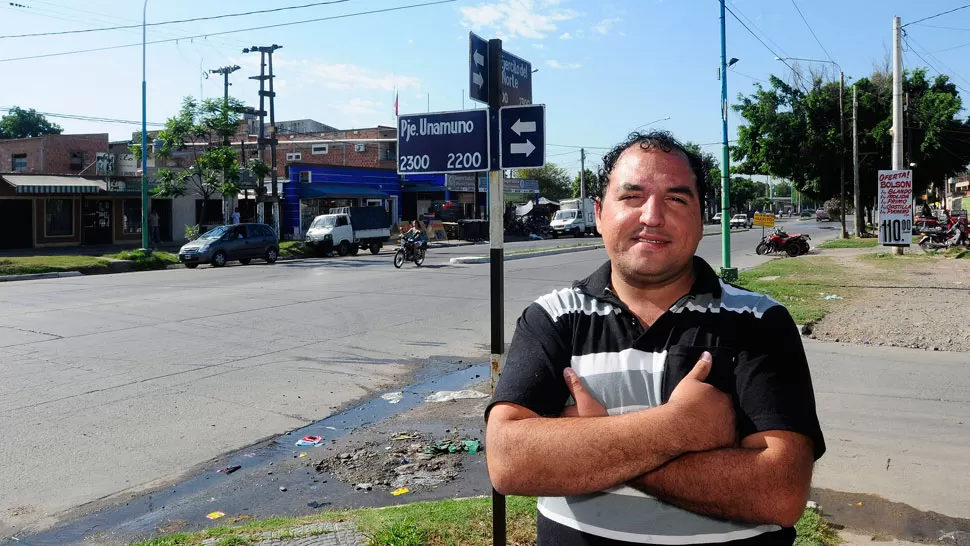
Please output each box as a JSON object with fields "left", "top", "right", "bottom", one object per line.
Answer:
{"left": 805, "top": 248, "right": 970, "bottom": 352}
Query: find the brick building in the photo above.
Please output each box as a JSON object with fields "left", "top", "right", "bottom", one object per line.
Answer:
{"left": 0, "top": 133, "right": 108, "bottom": 174}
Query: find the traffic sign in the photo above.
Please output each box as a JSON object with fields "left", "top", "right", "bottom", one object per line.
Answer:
{"left": 499, "top": 104, "right": 545, "bottom": 169}
{"left": 468, "top": 32, "right": 533, "bottom": 106}
{"left": 397, "top": 109, "right": 490, "bottom": 175}
{"left": 469, "top": 32, "right": 489, "bottom": 105}
{"left": 753, "top": 212, "right": 775, "bottom": 228}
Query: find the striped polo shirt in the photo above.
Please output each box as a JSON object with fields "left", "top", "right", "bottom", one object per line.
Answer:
{"left": 488, "top": 257, "right": 825, "bottom": 545}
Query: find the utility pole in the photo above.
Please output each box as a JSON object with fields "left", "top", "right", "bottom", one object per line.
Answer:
{"left": 839, "top": 71, "right": 847, "bottom": 239}
{"left": 718, "top": 0, "right": 737, "bottom": 281}
{"left": 244, "top": 45, "right": 282, "bottom": 232}
{"left": 891, "top": 16, "right": 905, "bottom": 255}
{"left": 209, "top": 64, "right": 240, "bottom": 224}
{"left": 580, "top": 147, "right": 586, "bottom": 227}
{"left": 853, "top": 84, "right": 862, "bottom": 236}
{"left": 268, "top": 46, "right": 281, "bottom": 236}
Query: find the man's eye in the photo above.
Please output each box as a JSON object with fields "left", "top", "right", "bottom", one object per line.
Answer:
{"left": 668, "top": 196, "right": 688, "bottom": 204}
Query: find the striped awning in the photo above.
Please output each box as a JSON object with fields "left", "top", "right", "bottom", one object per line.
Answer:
{"left": 1, "top": 175, "right": 102, "bottom": 194}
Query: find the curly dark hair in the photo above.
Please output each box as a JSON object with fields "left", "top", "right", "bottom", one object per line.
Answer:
{"left": 594, "top": 130, "right": 707, "bottom": 213}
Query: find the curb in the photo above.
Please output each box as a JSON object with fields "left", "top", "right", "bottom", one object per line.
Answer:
{"left": 450, "top": 244, "right": 605, "bottom": 264}
{"left": 0, "top": 271, "right": 83, "bottom": 283}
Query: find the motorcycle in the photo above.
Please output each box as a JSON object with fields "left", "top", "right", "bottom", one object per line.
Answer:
{"left": 393, "top": 239, "right": 426, "bottom": 268}
{"left": 756, "top": 227, "right": 811, "bottom": 257}
{"left": 918, "top": 221, "right": 968, "bottom": 250}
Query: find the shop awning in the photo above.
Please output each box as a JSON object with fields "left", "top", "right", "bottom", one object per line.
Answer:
{"left": 1, "top": 174, "right": 102, "bottom": 194}
{"left": 401, "top": 185, "right": 447, "bottom": 193}
{"left": 299, "top": 184, "right": 389, "bottom": 200}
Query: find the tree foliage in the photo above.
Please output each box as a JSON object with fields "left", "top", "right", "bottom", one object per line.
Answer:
{"left": 520, "top": 163, "right": 572, "bottom": 201}
{"left": 684, "top": 141, "right": 720, "bottom": 214}
{"left": 571, "top": 168, "right": 600, "bottom": 199}
{"left": 731, "top": 68, "right": 970, "bottom": 218}
{"left": 135, "top": 97, "right": 246, "bottom": 224}
{"left": 0, "top": 106, "right": 63, "bottom": 139}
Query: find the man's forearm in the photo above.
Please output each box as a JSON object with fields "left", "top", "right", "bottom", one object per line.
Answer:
{"left": 632, "top": 447, "right": 811, "bottom": 527}
{"left": 486, "top": 407, "right": 688, "bottom": 497}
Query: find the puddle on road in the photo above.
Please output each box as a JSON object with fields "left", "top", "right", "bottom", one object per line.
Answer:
{"left": 9, "top": 362, "right": 489, "bottom": 546}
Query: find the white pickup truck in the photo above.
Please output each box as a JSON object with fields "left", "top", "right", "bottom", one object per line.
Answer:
{"left": 304, "top": 206, "right": 391, "bottom": 257}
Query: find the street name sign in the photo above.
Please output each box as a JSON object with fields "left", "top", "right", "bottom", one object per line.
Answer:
{"left": 468, "top": 32, "right": 533, "bottom": 106}
{"left": 499, "top": 104, "right": 545, "bottom": 169}
{"left": 877, "top": 169, "right": 913, "bottom": 245}
{"left": 397, "top": 109, "right": 489, "bottom": 175}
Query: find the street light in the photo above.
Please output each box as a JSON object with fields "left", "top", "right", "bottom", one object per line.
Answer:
{"left": 631, "top": 116, "right": 671, "bottom": 132}
{"left": 140, "top": 0, "right": 150, "bottom": 251}
{"left": 776, "top": 56, "right": 847, "bottom": 239}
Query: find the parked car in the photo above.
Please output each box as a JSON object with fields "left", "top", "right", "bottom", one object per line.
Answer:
{"left": 815, "top": 208, "right": 830, "bottom": 222}
{"left": 178, "top": 223, "right": 279, "bottom": 269}
{"left": 800, "top": 210, "right": 813, "bottom": 218}
{"left": 711, "top": 212, "right": 723, "bottom": 224}
{"left": 730, "top": 214, "right": 750, "bottom": 229}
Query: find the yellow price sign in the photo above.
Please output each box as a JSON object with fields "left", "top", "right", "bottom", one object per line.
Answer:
{"left": 753, "top": 213, "right": 775, "bottom": 228}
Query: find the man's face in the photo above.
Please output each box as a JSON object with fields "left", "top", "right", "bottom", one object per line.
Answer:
{"left": 594, "top": 147, "right": 704, "bottom": 287}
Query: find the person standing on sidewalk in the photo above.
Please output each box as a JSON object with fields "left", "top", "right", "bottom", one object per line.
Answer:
{"left": 486, "top": 131, "right": 825, "bottom": 545}
{"left": 149, "top": 209, "right": 161, "bottom": 245}
{"left": 232, "top": 207, "right": 241, "bottom": 225}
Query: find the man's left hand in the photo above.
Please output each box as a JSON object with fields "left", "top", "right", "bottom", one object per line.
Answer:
{"left": 561, "top": 367, "right": 608, "bottom": 417}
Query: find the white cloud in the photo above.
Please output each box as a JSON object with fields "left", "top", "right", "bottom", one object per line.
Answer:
{"left": 533, "top": 43, "right": 546, "bottom": 49}
{"left": 559, "top": 32, "right": 572, "bottom": 39}
{"left": 593, "top": 17, "right": 621, "bottom": 35}
{"left": 328, "top": 98, "right": 386, "bottom": 117}
{"left": 261, "top": 59, "right": 420, "bottom": 92}
{"left": 546, "top": 59, "right": 581, "bottom": 69}
{"left": 408, "top": 39, "right": 414, "bottom": 45}
{"left": 460, "top": 0, "right": 579, "bottom": 39}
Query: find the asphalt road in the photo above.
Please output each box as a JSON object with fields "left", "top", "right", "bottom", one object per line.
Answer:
{"left": 1, "top": 217, "right": 896, "bottom": 540}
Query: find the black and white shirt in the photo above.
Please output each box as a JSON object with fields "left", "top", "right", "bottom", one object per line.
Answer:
{"left": 488, "top": 257, "right": 825, "bottom": 545}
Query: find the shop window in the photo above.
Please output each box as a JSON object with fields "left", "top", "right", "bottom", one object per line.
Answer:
{"left": 45, "top": 199, "right": 74, "bottom": 236}
{"left": 12, "top": 154, "right": 27, "bottom": 171}
{"left": 299, "top": 171, "right": 312, "bottom": 183}
{"left": 286, "top": 152, "right": 302, "bottom": 161}
{"left": 70, "top": 151, "right": 84, "bottom": 170}
{"left": 355, "top": 143, "right": 366, "bottom": 153}
{"left": 311, "top": 145, "right": 328, "bottom": 155}
{"left": 123, "top": 200, "right": 142, "bottom": 234}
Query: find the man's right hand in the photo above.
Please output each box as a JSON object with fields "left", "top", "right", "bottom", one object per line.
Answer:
{"left": 666, "top": 351, "right": 737, "bottom": 452}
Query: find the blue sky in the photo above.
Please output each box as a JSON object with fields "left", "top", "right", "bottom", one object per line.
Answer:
{"left": 2, "top": 0, "right": 969, "bottom": 175}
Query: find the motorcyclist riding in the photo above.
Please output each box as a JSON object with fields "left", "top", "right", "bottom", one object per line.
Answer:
{"left": 402, "top": 219, "right": 427, "bottom": 259}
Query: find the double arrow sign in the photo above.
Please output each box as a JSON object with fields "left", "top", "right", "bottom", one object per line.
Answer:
{"left": 509, "top": 119, "right": 537, "bottom": 157}
{"left": 472, "top": 50, "right": 486, "bottom": 90}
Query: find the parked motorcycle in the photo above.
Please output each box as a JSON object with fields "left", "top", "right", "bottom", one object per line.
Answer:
{"left": 756, "top": 227, "right": 811, "bottom": 257}
{"left": 919, "top": 221, "right": 968, "bottom": 250}
{"left": 393, "top": 239, "right": 426, "bottom": 268}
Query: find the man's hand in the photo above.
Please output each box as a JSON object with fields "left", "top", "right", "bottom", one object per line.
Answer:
{"left": 666, "top": 351, "right": 737, "bottom": 452}
{"left": 561, "top": 367, "right": 608, "bottom": 417}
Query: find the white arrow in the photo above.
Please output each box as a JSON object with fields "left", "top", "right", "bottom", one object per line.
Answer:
{"left": 511, "top": 119, "right": 536, "bottom": 136}
{"left": 472, "top": 72, "right": 484, "bottom": 88}
{"left": 510, "top": 140, "right": 536, "bottom": 157}
{"left": 473, "top": 50, "right": 485, "bottom": 67}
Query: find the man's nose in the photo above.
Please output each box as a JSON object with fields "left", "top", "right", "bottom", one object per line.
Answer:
{"left": 639, "top": 196, "right": 664, "bottom": 227}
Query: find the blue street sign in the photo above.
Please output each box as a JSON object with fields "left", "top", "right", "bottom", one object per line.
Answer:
{"left": 468, "top": 32, "right": 533, "bottom": 106}
{"left": 499, "top": 104, "right": 545, "bottom": 169}
{"left": 397, "top": 109, "right": 490, "bottom": 175}
{"left": 469, "top": 32, "right": 489, "bottom": 105}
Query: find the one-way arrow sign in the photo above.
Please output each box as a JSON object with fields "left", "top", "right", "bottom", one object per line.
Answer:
{"left": 472, "top": 72, "right": 484, "bottom": 89}
{"left": 500, "top": 104, "right": 545, "bottom": 169}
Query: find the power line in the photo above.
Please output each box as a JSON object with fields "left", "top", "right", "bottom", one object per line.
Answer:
{"left": 911, "top": 24, "right": 970, "bottom": 32}
{"left": 0, "top": 0, "right": 457, "bottom": 63}
{"left": 731, "top": 70, "right": 769, "bottom": 84}
{"left": 721, "top": 2, "right": 806, "bottom": 89}
{"left": 902, "top": 35, "right": 970, "bottom": 94}
{"left": 902, "top": 3, "right": 970, "bottom": 28}
{"left": 0, "top": 0, "right": 353, "bottom": 39}
{"left": 0, "top": 106, "right": 165, "bottom": 126}
{"left": 903, "top": 34, "right": 970, "bottom": 92}
{"left": 928, "top": 41, "right": 970, "bottom": 54}
{"left": 790, "top": 0, "right": 836, "bottom": 64}
{"left": 547, "top": 144, "right": 612, "bottom": 150}
{"left": 724, "top": 0, "right": 789, "bottom": 58}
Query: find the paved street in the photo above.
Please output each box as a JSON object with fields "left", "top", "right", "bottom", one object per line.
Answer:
{"left": 0, "top": 218, "right": 854, "bottom": 538}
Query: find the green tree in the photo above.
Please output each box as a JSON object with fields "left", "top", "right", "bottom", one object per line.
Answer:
{"left": 520, "top": 163, "right": 572, "bottom": 201}
{"left": 0, "top": 106, "right": 63, "bottom": 139}
{"left": 571, "top": 168, "right": 599, "bottom": 198}
{"left": 773, "top": 181, "right": 792, "bottom": 198}
{"left": 729, "top": 177, "right": 767, "bottom": 212}
{"left": 135, "top": 97, "right": 246, "bottom": 225}
{"left": 683, "top": 142, "right": 720, "bottom": 215}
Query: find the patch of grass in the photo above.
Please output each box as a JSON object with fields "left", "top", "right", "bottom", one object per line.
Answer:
{"left": 858, "top": 251, "right": 934, "bottom": 270}
{"left": 734, "top": 257, "right": 850, "bottom": 324}
{"left": 944, "top": 247, "right": 970, "bottom": 259}
{"left": 105, "top": 249, "right": 179, "bottom": 271}
{"left": 279, "top": 241, "right": 307, "bottom": 258}
{"left": 504, "top": 243, "right": 602, "bottom": 256}
{"left": 0, "top": 256, "right": 110, "bottom": 277}
{"left": 131, "top": 534, "right": 192, "bottom": 546}
{"left": 818, "top": 237, "right": 880, "bottom": 249}
{"left": 134, "top": 498, "right": 831, "bottom": 546}
{"left": 795, "top": 507, "right": 841, "bottom": 546}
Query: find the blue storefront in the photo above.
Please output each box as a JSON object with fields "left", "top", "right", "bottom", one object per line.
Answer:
{"left": 283, "top": 164, "right": 402, "bottom": 238}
